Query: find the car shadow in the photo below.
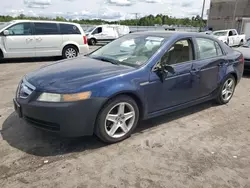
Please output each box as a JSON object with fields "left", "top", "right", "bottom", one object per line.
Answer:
{"left": 1, "top": 101, "right": 214, "bottom": 157}
{"left": 243, "top": 70, "right": 250, "bottom": 78}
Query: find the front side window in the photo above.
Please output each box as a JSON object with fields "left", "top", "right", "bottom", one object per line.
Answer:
{"left": 60, "top": 24, "right": 81, "bottom": 34}
{"left": 88, "top": 34, "right": 168, "bottom": 67}
{"left": 92, "top": 27, "right": 102, "bottom": 34}
{"left": 34, "top": 23, "right": 59, "bottom": 35}
{"left": 7, "top": 23, "right": 32, "bottom": 36}
{"left": 161, "top": 39, "right": 194, "bottom": 65}
{"left": 196, "top": 38, "right": 222, "bottom": 59}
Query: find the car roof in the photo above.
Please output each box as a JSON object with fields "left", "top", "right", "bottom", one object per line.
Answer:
{"left": 10, "top": 19, "right": 80, "bottom": 25}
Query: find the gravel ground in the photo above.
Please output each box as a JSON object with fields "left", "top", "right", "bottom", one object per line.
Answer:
{"left": 0, "top": 47, "right": 250, "bottom": 188}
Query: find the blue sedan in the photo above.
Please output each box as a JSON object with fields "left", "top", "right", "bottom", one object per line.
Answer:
{"left": 14, "top": 31, "right": 244, "bottom": 143}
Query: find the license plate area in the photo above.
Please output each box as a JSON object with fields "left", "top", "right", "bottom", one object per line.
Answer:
{"left": 13, "top": 99, "right": 22, "bottom": 118}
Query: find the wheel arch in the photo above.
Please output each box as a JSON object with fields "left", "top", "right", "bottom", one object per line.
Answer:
{"left": 96, "top": 91, "right": 146, "bottom": 124}
{"left": 62, "top": 43, "right": 79, "bottom": 55}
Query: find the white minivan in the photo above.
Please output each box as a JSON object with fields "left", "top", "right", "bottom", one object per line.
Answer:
{"left": 0, "top": 20, "right": 89, "bottom": 59}
{"left": 85, "top": 24, "right": 130, "bottom": 45}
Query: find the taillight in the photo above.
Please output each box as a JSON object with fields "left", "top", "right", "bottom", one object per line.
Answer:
{"left": 83, "top": 36, "right": 87, "bottom": 44}
{"left": 239, "top": 55, "right": 244, "bottom": 64}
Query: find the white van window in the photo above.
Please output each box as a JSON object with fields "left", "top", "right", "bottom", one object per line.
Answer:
{"left": 7, "top": 23, "right": 32, "bottom": 36}
{"left": 34, "top": 23, "right": 59, "bottom": 35}
{"left": 60, "top": 24, "right": 81, "bottom": 34}
{"left": 92, "top": 27, "right": 102, "bottom": 34}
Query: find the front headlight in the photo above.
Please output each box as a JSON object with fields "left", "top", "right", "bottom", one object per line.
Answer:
{"left": 37, "top": 91, "right": 91, "bottom": 102}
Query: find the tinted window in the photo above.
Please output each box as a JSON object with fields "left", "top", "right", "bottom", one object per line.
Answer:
{"left": 34, "top": 23, "right": 59, "bottom": 35}
{"left": 196, "top": 38, "right": 219, "bottom": 59}
{"left": 231, "top": 30, "right": 237, "bottom": 36}
{"left": 161, "top": 39, "right": 194, "bottom": 65}
{"left": 60, "top": 24, "right": 81, "bottom": 34}
{"left": 7, "top": 23, "right": 32, "bottom": 36}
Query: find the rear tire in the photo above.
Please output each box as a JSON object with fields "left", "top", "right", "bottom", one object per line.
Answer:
{"left": 95, "top": 95, "right": 139, "bottom": 143}
{"left": 239, "top": 40, "right": 244, "bottom": 46}
{"left": 215, "top": 74, "right": 236, "bottom": 105}
{"left": 89, "top": 38, "right": 96, "bottom": 46}
{"left": 62, "top": 46, "right": 78, "bottom": 59}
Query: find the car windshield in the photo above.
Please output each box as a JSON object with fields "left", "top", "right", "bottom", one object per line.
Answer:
{"left": 85, "top": 27, "right": 96, "bottom": 33}
{"left": 88, "top": 34, "right": 168, "bottom": 67}
{"left": 213, "top": 31, "right": 228, "bottom": 36}
{"left": 0, "top": 21, "right": 13, "bottom": 31}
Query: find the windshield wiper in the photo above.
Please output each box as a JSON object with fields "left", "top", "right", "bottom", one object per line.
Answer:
{"left": 91, "top": 56, "right": 120, "bottom": 65}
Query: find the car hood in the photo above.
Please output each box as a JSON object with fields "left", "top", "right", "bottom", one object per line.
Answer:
{"left": 25, "top": 56, "right": 134, "bottom": 93}
{"left": 234, "top": 47, "right": 250, "bottom": 59}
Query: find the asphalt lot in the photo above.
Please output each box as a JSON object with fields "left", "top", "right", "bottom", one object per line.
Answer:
{"left": 0, "top": 46, "right": 250, "bottom": 188}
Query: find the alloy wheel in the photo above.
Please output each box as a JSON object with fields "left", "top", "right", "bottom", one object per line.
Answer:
{"left": 221, "top": 78, "right": 235, "bottom": 102}
{"left": 65, "top": 48, "right": 77, "bottom": 59}
{"left": 104, "top": 102, "right": 135, "bottom": 138}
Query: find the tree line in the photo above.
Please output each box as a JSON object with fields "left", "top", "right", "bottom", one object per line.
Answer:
{"left": 0, "top": 14, "right": 206, "bottom": 27}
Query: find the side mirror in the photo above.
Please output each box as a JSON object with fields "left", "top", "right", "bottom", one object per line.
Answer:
{"left": 153, "top": 63, "right": 175, "bottom": 82}
{"left": 3, "top": 30, "right": 9, "bottom": 36}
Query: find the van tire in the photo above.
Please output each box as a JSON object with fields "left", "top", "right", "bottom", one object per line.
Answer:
{"left": 0, "top": 49, "right": 3, "bottom": 60}
{"left": 89, "top": 38, "right": 96, "bottom": 46}
{"left": 62, "top": 45, "right": 78, "bottom": 59}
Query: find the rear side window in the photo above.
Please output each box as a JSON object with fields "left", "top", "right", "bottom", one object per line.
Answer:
{"left": 60, "top": 24, "right": 81, "bottom": 34}
{"left": 34, "top": 23, "right": 59, "bottom": 35}
{"left": 196, "top": 38, "right": 223, "bottom": 59}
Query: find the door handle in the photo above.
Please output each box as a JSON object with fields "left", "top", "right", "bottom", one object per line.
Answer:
{"left": 36, "top": 37, "right": 42, "bottom": 41}
{"left": 26, "top": 38, "right": 33, "bottom": 41}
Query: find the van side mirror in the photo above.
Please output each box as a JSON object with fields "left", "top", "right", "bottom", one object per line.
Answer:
{"left": 3, "top": 30, "right": 9, "bottom": 36}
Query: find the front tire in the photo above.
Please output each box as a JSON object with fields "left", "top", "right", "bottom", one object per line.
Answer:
{"left": 216, "top": 75, "right": 236, "bottom": 105}
{"left": 95, "top": 95, "right": 139, "bottom": 143}
{"left": 62, "top": 46, "right": 78, "bottom": 59}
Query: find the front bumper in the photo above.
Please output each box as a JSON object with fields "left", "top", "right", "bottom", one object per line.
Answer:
{"left": 14, "top": 96, "right": 106, "bottom": 137}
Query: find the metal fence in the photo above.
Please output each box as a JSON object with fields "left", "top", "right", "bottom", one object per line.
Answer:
{"left": 0, "top": 22, "right": 200, "bottom": 32}
{"left": 80, "top": 24, "right": 200, "bottom": 32}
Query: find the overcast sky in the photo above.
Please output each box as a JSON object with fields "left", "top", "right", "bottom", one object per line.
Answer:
{"left": 0, "top": 0, "right": 211, "bottom": 20}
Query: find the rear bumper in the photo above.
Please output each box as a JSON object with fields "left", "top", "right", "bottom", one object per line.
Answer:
{"left": 79, "top": 45, "right": 89, "bottom": 55}
{"left": 14, "top": 97, "right": 106, "bottom": 137}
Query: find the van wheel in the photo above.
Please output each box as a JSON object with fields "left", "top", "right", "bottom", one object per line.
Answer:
{"left": 95, "top": 95, "right": 139, "bottom": 143}
{"left": 216, "top": 75, "right": 236, "bottom": 105}
{"left": 89, "top": 38, "right": 96, "bottom": 46}
{"left": 239, "top": 40, "right": 244, "bottom": 46}
{"left": 62, "top": 46, "right": 78, "bottom": 59}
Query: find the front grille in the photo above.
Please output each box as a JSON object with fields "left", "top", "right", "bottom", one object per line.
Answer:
{"left": 17, "top": 79, "right": 36, "bottom": 99}
{"left": 24, "top": 115, "right": 60, "bottom": 131}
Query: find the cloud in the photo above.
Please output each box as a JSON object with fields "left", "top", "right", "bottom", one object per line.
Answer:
{"left": 24, "top": 0, "right": 51, "bottom": 8}
{"left": 6, "top": 9, "right": 38, "bottom": 17}
{"left": 181, "top": 2, "right": 193, "bottom": 7}
{"left": 143, "top": 0, "right": 162, "bottom": 3}
{"left": 107, "top": 0, "right": 133, "bottom": 6}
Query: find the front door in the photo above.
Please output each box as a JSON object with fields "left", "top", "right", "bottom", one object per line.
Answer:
{"left": 191, "top": 37, "right": 223, "bottom": 98}
{"left": 145, "top": 38, "right": 197, "bottom": 113}
{"left": 2, "top": 22, "right": 35, "bottom": 58}
{"left": 33, "top": 22, "right": 62, "bottom": 57}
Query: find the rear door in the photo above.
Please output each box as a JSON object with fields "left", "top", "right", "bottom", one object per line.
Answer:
{"left": 191, "top": 37, "right": 225, "bottom": 98}
{"left": 33, "top": 22, "right": 62, "bottom": 57}
{"left": 2, "top": 22, "right": 35, "bottom": 58}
